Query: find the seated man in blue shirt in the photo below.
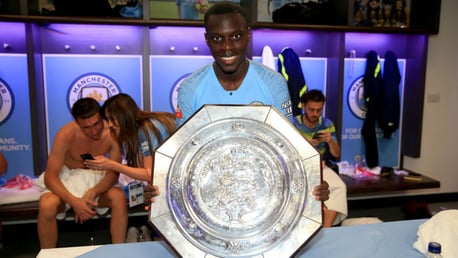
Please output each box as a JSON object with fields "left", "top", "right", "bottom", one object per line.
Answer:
{"left": 295, "top": 89, "right": 347, "bottom": 227}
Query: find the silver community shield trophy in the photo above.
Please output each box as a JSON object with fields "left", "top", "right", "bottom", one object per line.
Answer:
{"left": 149, "top": 105, "right": 322, "bottom": 258}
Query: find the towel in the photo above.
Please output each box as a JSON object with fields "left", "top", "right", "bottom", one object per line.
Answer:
{"left": 261, "top": 45, "right": 276, "bottom": 70}
{"left": 413, "top": 209, "right": 458, "bottom": 257}
{"left": 323, "top": 166, "right": 348, "bottom": 225}
{"left": 36, "top": 166, "right": 110, "bottom": 219}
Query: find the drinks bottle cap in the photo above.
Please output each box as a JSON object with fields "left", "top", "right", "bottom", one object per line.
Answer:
{"left": 428, "top": 242, "right": 441, "bottom": 253}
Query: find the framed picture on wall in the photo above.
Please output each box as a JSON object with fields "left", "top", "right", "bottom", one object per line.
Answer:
{"left": 351, "top": 0, "right": 411, "bottom": 28}
{"left": 150, "top": 0, "right": 241, "bottom": 20}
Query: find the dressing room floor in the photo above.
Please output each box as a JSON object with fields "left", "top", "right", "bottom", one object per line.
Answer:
{"left": 1, "top": 197, "right": 457, "bottom": 258}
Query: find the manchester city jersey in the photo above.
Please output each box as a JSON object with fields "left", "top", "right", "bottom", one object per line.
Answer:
{"left": 177, "top": 60, "right": 292, "bottom": 127}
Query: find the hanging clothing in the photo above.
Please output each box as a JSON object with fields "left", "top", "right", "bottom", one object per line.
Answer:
{"left": 361, "top": 50, "right": 382, "bottom": 168}
{"left": 379, "top": 50, "right": 401, "bottom": 138}
{"left": 261, "top": 45, "right": 276, "bottom": 70}
{"left": 278, "top": 47, "right": 307, "bottom": 117}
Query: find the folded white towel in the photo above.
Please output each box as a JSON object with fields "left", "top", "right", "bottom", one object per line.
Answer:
{"left": 413, "top": 209, "right": 458, "bottom": 258}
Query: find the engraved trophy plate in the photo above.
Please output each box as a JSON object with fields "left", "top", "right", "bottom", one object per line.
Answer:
{"left": 150, "top": 105, "right": 322, "bottom": 258}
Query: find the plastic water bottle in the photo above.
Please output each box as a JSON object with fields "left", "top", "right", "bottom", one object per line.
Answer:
{"left": 138, "top": 229, "right": 145, "bottom": 242}
{"left": 88, "top": 236, "right": 96, "bottom": 245}
{"left": 424, "top": 242, "right": 442, "bottom": 258}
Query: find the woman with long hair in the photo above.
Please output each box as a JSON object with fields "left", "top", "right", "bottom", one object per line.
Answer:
{"left": 84, "top": 93, "right": 175, "bottom": 183}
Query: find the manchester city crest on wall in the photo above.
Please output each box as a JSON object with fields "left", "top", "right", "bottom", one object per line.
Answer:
{"left": 0, "top": 77, "right": 14, "bottom": 125}
{"left": 67, "top": 72, "right": 121, "bottom": 110}
{"left": 348, "top": 76, "right": 367, "bottom": 119}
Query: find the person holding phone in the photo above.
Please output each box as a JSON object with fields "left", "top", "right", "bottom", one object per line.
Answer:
{"left": 296, "top": 89, "right": 340, "bottom": 162}
{"left": 80, "top": 93, "right": 175, "bottom": 242}
{"left": 81, "top": 93, "right": 175, "bottom": 242}
{"left": 295, "top": 89, "right": 346, "bottom": 227}
{"left": 37, "top": 97, "right": 128, "bottom": 249}
{"left": 82, "top": 93, "right": 176, "bottom": 183}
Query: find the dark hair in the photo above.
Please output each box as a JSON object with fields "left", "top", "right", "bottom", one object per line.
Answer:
{"left": 71, "top": 98, "right": 100, "bottom": 120}
{"left": 101, "top": 93, "right": 176, "bottom": 167}
{"left": 300, "top": 89, "right": 325, "bottom": 104}
{"left": 204, "top": 1, "right": 248, "bottom": 30}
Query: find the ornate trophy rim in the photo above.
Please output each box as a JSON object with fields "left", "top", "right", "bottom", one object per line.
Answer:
{"left": 150, "top": 105, "right": 322, "bottom": 258}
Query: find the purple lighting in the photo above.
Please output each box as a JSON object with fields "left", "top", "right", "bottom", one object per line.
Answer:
{"left": 251, "top": 29, "right": 340, "bottom": 58}
{"left": 149, "top": 26, "right": 209, "bottom": 55}
{"left": 0, "top": 22, "right": 26, "bottom": 53}
{"left": 40, "top": 23, "right": 144, "bottom": 54}
{"left": 344, "top": 32, "right": 425, "bottom": 58}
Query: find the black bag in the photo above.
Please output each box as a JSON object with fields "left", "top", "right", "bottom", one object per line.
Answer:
{"left": 272, "top": 2, "right": 332, "bottom": 25}
{"left": 53, "top": 0, "right": 115, "bottom": 17}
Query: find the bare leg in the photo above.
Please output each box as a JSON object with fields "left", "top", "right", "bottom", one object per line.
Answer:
{"left": 322, "top": 206, "right": 338, "bottom": 228}
{"left": 37, "top": 193, "right": 65, "bottom": 248}
{"left": 99, "top": 187, "right": 128, "bottom": 243}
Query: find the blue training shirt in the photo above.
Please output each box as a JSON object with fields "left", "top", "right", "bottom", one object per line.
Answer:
{"left": 294, "top": 116, "right": 338, "bottom": 159}
{"left": 177, "top": 59, "right": 292, "bottom": 127}
{"left": 138, "top": 118, "right": 170, "bottom": 157}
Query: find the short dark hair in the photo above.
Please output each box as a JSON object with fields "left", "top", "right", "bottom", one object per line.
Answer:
{"left": 71, "top": 97, "right": 100, "bottom": 120}
{"left": 204, "top": 1, "right": 248, "bottom": 30}
{"left": 300, "top": 89, "right": 325, "bottom": 104}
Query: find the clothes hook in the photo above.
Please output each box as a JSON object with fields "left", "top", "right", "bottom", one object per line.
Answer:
{"left": 349, "top": 50, "right": 356, "bottom": 58}
{"left": 348, "top": 50, "right": 356, "bottom": 78}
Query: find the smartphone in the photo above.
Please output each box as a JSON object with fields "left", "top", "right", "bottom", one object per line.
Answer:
{"left": 80, "top": 153, "right": 95, "bottom": 161}
{"left": 312, "top": 132, "right": 322, "bottom": 139}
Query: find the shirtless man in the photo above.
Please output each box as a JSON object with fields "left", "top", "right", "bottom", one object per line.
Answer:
{"left": 37, "top": 97, "right": 128, "bottom": 249}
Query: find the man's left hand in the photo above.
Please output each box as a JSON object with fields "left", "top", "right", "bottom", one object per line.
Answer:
{"left": 144, "top": 184, "right": 160, "bottom": 211}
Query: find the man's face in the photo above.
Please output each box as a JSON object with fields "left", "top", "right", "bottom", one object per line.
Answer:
{"left": 76, "top": 113, "right": 104, "bottom": 140}
{"left": 205, "top": 13, "right": 250, "bottom": 74}
{"left": 303, "top": 101, "right": 324, "bottom": 125}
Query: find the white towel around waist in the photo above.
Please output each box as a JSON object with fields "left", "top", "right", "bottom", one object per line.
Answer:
{"left": 36, "top": 166, "right": 106, "bottom": 198}
{"left": 35, "top": 166, "right": 109, "bottom": 219}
